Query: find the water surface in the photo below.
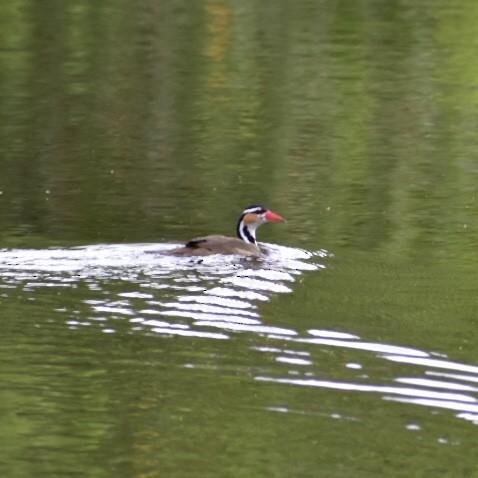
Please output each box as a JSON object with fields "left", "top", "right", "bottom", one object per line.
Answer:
{"left": 2, "top": 0, "right": 478, "bottom": 476}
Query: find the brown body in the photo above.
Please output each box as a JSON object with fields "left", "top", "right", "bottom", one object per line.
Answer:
{"left": 167, "top": 205, "right": 284, "bottom": 257}
{"left": 169, "top": 235, "right": 261, "bottom": 257}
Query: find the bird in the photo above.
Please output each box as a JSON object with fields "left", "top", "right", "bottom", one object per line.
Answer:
{"left": 168, "top": 205, "right": 285, "bottom": 257}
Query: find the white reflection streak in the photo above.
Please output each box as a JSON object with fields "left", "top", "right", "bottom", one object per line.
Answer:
{"left": 150, "top": 327, "right": 229, "bottom": 340}
{"left": 178, "top": 295, "right": 255, "bottom": 310}
{"left": 457, "top": 413, "right": 478, "bottom": 423}
{"left": 140, "top": 319, "right": 189, "bottom": 329}
{"left": 222, "top": 276, "right": 292, "bottom": 293}
{"left": 426, "top": 371, "right": 478, "bottom": 384}
{"left": 396, "top": 377, "right": 478, "bottom": 393}
{"left": 194, "top": 320, "right": 298, "bottom": 336}
{"left": 237, "top": 269, "right": 296, "bottom": 282}
{"left": 276, "top": 357, "right": 312, "bottom": 366}
{"left": 149, "top": 310, "right": 261, "bottom": 324}
{"left": 384, "top": 397, "right": 478, "bottom": 415}
{"left": 279, "top": 259, "right": 320, "bottom": 272}
{"left": 308, "top": 329, "right": 360, "bottom": 340}
{"left": 384, "top": 355, "right": 478, "bottom": 375}
{"left": 118, "top": 291, "right": 154, "bottom": 299}
{"left": 93, "top": 305, "right": 135, "bottom": 316}
{"left": 256, "top": 377, "right": 477, "bottom": 403}
{"left": 206, "top": 287, "right": 269, "bottom": 301}
{"left": 268, "top": 335, "right": 429, "bottom": 358}
{"left": 146, "top": 301, "right": 259, "bottom": 318}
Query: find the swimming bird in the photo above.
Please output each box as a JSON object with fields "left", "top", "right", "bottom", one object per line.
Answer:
{"left": 169, "top": 205, "right": 285, "bottom": 257}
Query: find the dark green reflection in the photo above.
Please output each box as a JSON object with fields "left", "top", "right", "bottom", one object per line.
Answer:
{"left": 1, "top": 0, "right": 478, "bottom": 257}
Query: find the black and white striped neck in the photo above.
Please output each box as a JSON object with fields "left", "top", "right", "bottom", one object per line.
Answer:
{"left": 235, "top": 205, "right": 267, "bottom": 244}
{"left": 237, "top": 221, "right": 257, "bottom": 244}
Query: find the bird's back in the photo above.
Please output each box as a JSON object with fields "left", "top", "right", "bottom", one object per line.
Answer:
{"left": 170, "top": 235, "right": 261, "bottom": 256}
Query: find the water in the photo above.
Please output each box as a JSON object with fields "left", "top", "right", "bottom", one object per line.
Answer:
{"left": 2, "top": 0, "right": 478, "bottom": 476}
{"left": 2, "top": 244, "right": 478, "bottom": 476}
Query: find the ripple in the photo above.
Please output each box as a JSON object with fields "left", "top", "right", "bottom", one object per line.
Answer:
{"left": 6, "top": 243, "right": 478, "bottom": 428}
{"left": 253, "top": 330, "right": 478, "bottom": 425}
{"left": 178, "top": 295, "right": 255, "bottom": 310}
{"left": 267, "top": 334, "right": 429, "bottom": 358}
{"left": 384, "top": 355, "right": 478, "bottom": 374}
{"left": 396, "top": 377, "right": 478, "bottom": 393}
{"left": 150, "top": 327, "right": 229, "bottom": 340}
{"left": 194, "top": 320, "right": 298, "bottom": 336}
{"left": 255, "top": 376, "right": 478, "bottom": 404}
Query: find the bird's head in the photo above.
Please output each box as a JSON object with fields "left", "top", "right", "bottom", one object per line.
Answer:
{"left": 236, "top": 205, "right": 285, "bottom": 243}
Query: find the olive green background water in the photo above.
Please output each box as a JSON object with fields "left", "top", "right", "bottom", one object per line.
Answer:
{"left": 2, "top": 1, "right": 478, "bottom": 477}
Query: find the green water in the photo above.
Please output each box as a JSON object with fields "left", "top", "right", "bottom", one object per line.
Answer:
{"left": 2, "top": 1, "right": 478, "bottom": 476}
